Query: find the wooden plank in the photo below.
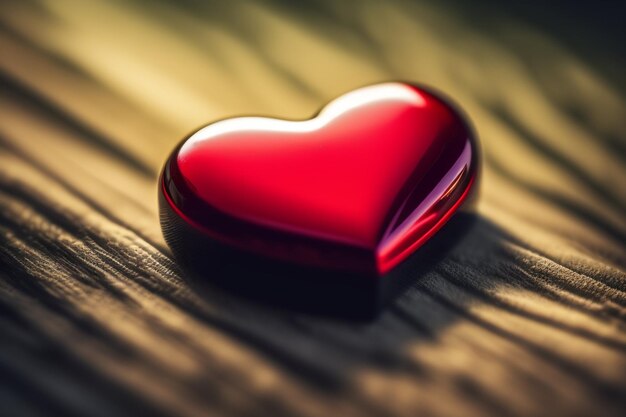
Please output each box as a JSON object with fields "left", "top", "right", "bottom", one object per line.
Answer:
{"left": 0, "top": 0, "right": 624, "bottom": 416}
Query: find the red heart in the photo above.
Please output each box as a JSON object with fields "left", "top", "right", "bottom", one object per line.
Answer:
{"left": 161, "top": 83, "right": 478, "bottom": 278}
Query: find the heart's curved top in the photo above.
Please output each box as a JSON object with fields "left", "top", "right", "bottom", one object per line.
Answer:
{"left": 161, "top": 83, "right": 478, "bottom": 276}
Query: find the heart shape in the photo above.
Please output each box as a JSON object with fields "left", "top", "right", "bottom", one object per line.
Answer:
{"left": 161, "top": 83, "right": 478, "bottom": 278}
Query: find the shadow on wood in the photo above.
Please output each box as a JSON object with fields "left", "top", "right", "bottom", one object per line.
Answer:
{"left": 161, "top": 183, "right": 484, "bottom": 320}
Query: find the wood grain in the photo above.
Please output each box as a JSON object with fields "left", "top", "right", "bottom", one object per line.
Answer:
{"left": 0, "top": 1, "right": 625, "bottom": 416}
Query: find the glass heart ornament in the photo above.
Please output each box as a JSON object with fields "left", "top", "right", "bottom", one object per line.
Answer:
{"left": 160, "top": 82, "right": 479, "bottom": 318}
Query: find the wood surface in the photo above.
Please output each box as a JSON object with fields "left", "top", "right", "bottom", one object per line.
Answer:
{"left": 0, "top": 1, "right": 625, "bottom": 416}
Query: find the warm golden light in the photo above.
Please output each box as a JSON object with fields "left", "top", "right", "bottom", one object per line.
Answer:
{"left": 0, "top": 1, "right": 623, "bottom": 416}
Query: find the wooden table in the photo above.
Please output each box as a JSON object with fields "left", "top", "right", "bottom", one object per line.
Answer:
{"left": 1, "top": 1, "right": 624, "bottom": 416}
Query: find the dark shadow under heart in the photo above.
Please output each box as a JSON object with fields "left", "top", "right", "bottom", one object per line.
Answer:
{"left": 165, "top": 191, "right": 481, "bottom": 320}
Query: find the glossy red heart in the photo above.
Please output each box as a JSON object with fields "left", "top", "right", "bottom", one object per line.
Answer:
{"left": 161, "top": 83, "right": 478, "bottom": 278}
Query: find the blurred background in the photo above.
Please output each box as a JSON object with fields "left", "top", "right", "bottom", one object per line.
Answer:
{"left": 0, "top": 1, "right": 625, "bottom": 417}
